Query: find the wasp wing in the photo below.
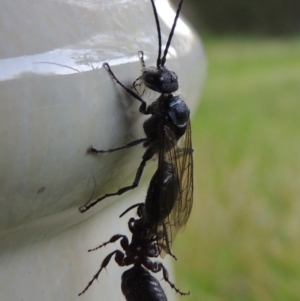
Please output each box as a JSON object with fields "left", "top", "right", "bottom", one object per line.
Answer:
{"left": 156, "top": 119, "right": 193, "bottom": 257}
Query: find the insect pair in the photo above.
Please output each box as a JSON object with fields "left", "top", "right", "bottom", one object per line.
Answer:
{"left": 79, "top": 0, "right": 193, "bottom": 300}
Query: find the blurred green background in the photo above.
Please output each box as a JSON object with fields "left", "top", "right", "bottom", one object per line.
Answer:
{"left": 171, "top": 0, "right": 300, "bottom": 300}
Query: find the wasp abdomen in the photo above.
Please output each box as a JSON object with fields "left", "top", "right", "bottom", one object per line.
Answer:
{"left": 122, "top": 265, "right": 168, "bottom": 301}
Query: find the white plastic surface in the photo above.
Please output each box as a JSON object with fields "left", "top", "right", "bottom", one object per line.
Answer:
{"left": 0, "top": 0, "right": 206, "bottom": 300}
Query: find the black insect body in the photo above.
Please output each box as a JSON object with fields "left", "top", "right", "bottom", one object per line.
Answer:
{"left": 80, "top": 0, "right": 193, "bottom": 258}
{"left": 79, "top": 0, "right": 188, "bottom": 214}
{"left": 144, "top": 161, "right": 179, "bottom": 225}
{"left": 122, "top": 265, "right": 167, "bottom": 301}
{"left": 119, "top": 159, "right": 184, "bottom": 257}
{"left": 78, "top": 216, "right": 189, "bottom": 298}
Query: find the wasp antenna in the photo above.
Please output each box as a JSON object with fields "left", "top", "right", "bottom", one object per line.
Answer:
{"left": 150, "top": 0, "right": 162, "bottom": 67}
{"left": 161, "top": 0, "right": 184, "bottom": 67}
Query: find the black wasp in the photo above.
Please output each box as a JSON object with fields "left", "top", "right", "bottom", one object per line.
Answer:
{"left": 80, "top": 0, "right": 193, "bottom": 254}
{"left": 78, "top": 211, "right": 189, "bottom": 299}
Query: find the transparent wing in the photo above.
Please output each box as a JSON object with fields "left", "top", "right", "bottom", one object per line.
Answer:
{"left": 156, "top": 119, "right": 193, "bottom": 257}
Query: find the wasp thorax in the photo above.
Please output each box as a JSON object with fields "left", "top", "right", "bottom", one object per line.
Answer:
{"left": 142, "top": 66, "right": 178, "bottom": 94}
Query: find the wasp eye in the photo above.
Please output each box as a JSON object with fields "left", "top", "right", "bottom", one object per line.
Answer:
{"left": 142, "top": 67, "right": 178, "bottom": 93}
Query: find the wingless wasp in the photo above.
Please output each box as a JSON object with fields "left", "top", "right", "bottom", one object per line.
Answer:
{"left": 79, "top": 0, "right": 193, "bottom": 257}
{"left": 78, "top": 210, "right": 189, "bottom": 299}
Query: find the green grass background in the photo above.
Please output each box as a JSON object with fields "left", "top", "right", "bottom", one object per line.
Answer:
{"left": 174, "top": 36, "right": 300, "bottom": 301}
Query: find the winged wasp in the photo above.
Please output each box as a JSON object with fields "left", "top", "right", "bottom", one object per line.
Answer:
{"left": 80, "top": 0, "right": 193, "bottom": 256}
